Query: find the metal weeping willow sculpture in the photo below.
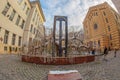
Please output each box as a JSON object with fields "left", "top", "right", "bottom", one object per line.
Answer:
{"left": 52, "top": 16, "right": 68, "bottom": 57}
{"left": 22, "top": 15, "right": 95, "bottom": 65}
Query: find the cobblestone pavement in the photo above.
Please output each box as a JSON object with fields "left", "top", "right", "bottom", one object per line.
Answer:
{"left": 0, "top": 51, "right": 120, "bottom": 80}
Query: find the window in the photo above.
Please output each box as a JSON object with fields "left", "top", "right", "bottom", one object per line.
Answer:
{"left": 103, "top": 11, "right": 106, "bottom": 16}
{"left": 34, "top": 28, "right": 36, "bottom": 34}
{"left": 4, "top": 46, "right": 7, "bottom": 51}
{"left": 0, "top": 27, "right": 1, "bottom": 32}
{"left": 2, "top": 3, "right": 10, "bottom": 16}
{"left": 106, "top": 18, "right": 108, "bottom": 23}
{"left": 16, "top": 15, "right": 21, "bottom": 26}
{"left": 26, "top": 8, "right": 29, "bottom": 15}
{"left": 111, "top": 43, "right": 113, "bottom": 46}
{"left": 15, "top": 47, "right": 17, "bottom": 52}
{"left": 18, "top": 36, "right": 21, "bottom": 46}
{"left": 33, "top": 10, "right": 37, "bottom": 21}
{"left": 12, "top": 47, "right": 14, "bottom": 51}
{"left": 17, "top": 0, "right": 23, "bottom": 4}
{"left": 30, "top": 25, "right": 33, "bottom": 32}
{"left": 115, "top": 14, "right": 118, "bottom": 20}
{"left": 94, "top": 23, "right": 98, "bottom": 29}
{"left": 19, "top": 48, "right": 21, "bottom": 51}
{"left": 21, "top": 20, "right": 25, "bottom": 29}
{"left": 12, "top": 34, "right": 16, "bottom": 45}
{"left": 108, "top": 26, "right": 110, "bottom": 31}
{"left": 35, "top": 15, "right": 38, "bottom": 25}
{"left": 110, "top": 34, "right": 112, "bottom": 40}
{"left": 4, "top": 30, "right": 9, "bottom": 44}
{"left": 96, "top": 12, "right": 98, "bottom": 16}
{"left": 36, "top": 30, "right": 38, "bottom": 34}
{"left": 23, "top": 2, "right": 26, "bottom": 10}
{"left": 9, "top": 10, "right": 16, "bottom": 21}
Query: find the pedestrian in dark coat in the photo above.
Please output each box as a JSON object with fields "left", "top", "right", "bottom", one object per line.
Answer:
{"left": 114, "top": 48, "right": 117, "bottom": 57}
{"left": 103, "top": 47, "right": 108, "bottom": 60}
{"left": 92, "top": 48, "right": 95, "bottom": 55}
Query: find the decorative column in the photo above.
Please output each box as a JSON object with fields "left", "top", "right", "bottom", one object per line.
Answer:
{"left": 65, "top": 19, "right": 68, "bottom": 57}
{"left": 59, "top": 20, "right": 62, "bottom": 57}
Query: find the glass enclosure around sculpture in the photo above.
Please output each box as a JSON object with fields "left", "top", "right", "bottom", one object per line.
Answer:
{"left": 25, "top": 16, "right": 90, "bottom": 57}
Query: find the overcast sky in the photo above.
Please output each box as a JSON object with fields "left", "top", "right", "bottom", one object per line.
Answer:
{"left": 31, "top": 0, "right": 117, "bottom": 31}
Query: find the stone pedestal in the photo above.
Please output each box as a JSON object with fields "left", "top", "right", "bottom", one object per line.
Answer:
{"left": 22, "top": 55, "right": 95, "bottom": 65}
{"left": 48, "top": 70, "right": 82, "bottom": 80}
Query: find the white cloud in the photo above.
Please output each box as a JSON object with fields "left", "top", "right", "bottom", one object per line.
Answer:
{"left": 41, "top": 0, "right": 117, "bottom": 31}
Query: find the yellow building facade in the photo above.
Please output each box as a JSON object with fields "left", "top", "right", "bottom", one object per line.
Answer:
{"left": 83, "top": 2, "right": 120, "bottom": 50}
{"left": 22, "top": 1, "right": 45, "bottom": 53}
{"left": 0, "top": 0, "right": 45, "bottom": 54}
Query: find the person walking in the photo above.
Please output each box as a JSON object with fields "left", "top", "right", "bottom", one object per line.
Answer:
{"left": 114, "top": 48, "right": 117, "bottom": 57}
{"left": 103, "top": 47, "right": 108, "bottom": 60}
{"left": 92, "top": 48, "right": 95, "bottom": 55}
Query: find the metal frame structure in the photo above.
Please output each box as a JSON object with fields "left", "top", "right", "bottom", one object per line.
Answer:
{"left": 52, "top": 16, "right": 68, "bottom": 57}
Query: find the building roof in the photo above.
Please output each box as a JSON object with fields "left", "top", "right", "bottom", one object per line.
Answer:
{"left": 30, "top": 0, "right": 46, "bottom": 22}
{"left": 83, "top": 2, "right": 109, "bottom": 24}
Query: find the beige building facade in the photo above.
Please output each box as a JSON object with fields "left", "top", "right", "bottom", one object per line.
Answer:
{"left": 112, "top": 0, "right": 120, "bottom": 13}
{"left": 83, "top": 2, "right": 120, "bottom": 50}
{"left": 22, "top": 1, "right": 45, "bottom": 53}
{"left": 0, "top": 0, "right": 45, "bottom": 54}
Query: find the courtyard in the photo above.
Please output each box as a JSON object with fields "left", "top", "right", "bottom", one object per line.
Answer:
{"left": 0, "top": 51, "right": 120, "bottom": 80}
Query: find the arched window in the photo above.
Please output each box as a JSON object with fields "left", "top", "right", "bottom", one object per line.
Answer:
{"left": 94, "top": 23, "right": 98, "bottom": 29}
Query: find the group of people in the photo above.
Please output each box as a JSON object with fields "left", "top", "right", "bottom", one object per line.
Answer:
{"left": 89, "top": 47, "right": 118, "bottom": 60}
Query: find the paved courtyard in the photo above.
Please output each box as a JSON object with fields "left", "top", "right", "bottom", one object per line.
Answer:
{"left": 0, "top": 51, "right": 120, "bottom": 80}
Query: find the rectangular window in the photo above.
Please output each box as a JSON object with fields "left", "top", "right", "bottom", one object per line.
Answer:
{"left": 96, "top": 12, "right": 98, "bottom": 16}
{"left": 30, "top": 25, "right": 33, "bottom": 32}
{"left": 12, "top": 34, "right": 16, "bottom": 45}
{"left": 115, "top": 14, "right": 118, "bottom": 20}
{"left": 35, "top": 14, "right": 38, "bottom": 25}
{"left": 12, "top": 47, "right": 14, "bottom": 51}
{"left": 110, "top": 34, "right": 112, "bottom": 40}
{"left": 9, "top": 46, "right": 12, "bottom": 52}
{"left": 2, "top": 3, "right": 10, "bottom": 16}
{"left": 0, "top": 27, "right": 1, "bottom": 32}
{"left": 23, "top": 2, "right": 26, "bottom": 10}
{"left": 4, "top": 46, "right": 7, "bottom": 51}
{"left": 34, "top": 28, "right": 36, "bottom": 34}
{"left": 103, "top": 11, "right": 106, "bottom": 16}
{"left": 106, "top": 18, "right": 108, "bottom": 23}
{"left": 15, "top": 47, "right": 17, "bottom": 52}
{"left": 108, "top": 26, "right": 110, "bottom": 31}
{"left": 9, "top": 10, "right": 16, "bottom": 21}
{"left": 21, "top": 20, "right": 25, "bottom": 29}
{"left": 19, "top": 48, "right": 21, "bottom": 51}
{"left": 17, "top": 0, "right": 23, "bottom": 4}
{"left": 18, "top": 36, "right": 21, "bottom": 46}
{"left": 33, "top": 10, "right": 37, "bottom": 21}
{"left": 16, "top": 15, "right": 21, "bottom": 26}
{"left": 26, "top": 7, "right": 30, "bottom": 15}
{"left": 4, "top": 30, "right": 9, "bottom": 44}
{"left": 111, "top": 43, "right": 113, "bottom": 46}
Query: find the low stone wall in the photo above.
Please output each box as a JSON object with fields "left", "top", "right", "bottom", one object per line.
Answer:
{"left": 21, "top": 55, "right": 95, "bottom": 65}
